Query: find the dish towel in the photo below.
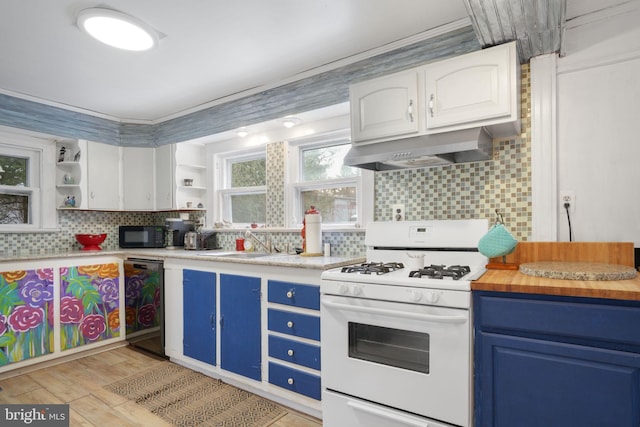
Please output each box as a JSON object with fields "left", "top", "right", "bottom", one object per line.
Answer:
{"left": 478, "top": 210, "right": 518, "bottom": 258}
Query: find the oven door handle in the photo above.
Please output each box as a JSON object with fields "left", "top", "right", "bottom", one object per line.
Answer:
{"left": 321, "top": 300, "right": 467, "bottom": 324}
{"left": 347, "top": 400, "right": 429, "bottom": 427}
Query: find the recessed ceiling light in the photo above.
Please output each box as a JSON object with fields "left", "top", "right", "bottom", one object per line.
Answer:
{"left": 237, "top": 128, "right": 249, "bottom": 138}
{"left": 281, "top": 116, "right": 302, "bottom": 128}
{"left": 77, "top": 8, "right": 159, "bottom": 51}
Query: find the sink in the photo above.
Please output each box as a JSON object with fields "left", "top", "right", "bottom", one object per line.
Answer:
{"left": 219, "top": 252, "right": 273, "bottom": 258}
{"left": 195, "top": 251, "right": 272, "bottom": 259}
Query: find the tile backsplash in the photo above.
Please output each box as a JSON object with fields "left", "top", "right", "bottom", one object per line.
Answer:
{"left": 375, "top": 63, "right": 532, "bottom": 241}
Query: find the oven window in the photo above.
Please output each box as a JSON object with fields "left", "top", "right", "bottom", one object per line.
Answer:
{"left": 348, "top": 322, "right": 429, "bottom": 373}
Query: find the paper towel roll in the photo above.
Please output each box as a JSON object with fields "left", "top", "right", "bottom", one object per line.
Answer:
{"left": 304, "top": 212, "right": 322, "bottom": 255}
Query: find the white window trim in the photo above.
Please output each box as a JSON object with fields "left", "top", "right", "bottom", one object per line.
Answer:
{"left": 287, "top": 130, "right": 373, "bottom": 230}
{"left": 0, "top": 128, "right": 56, "bottom": 232}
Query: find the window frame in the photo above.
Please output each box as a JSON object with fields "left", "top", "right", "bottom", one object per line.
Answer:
{"left": 215, "top": 149, "right": 267, "bottom": 227}
{"left": 287, "top": 130, "right": 373, "bottom": 229}
{"left": 0, "top": 128, "right": 56, "bottom": 232}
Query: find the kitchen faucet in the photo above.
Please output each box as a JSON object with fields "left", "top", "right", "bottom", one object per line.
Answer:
{"left": 244, "top": 230, "right": 280, "bottom": 253}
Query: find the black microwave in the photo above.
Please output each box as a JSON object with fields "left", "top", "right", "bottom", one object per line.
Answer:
{"left": 119, "top": 226, "right": 166, "bottom": 248}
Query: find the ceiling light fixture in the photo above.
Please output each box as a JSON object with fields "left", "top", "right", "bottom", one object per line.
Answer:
{"left": 77, "top": 8, "right": 159, "bottom": 51}
{"left": 236, "top": 128, "right": 249, "bottom": 138}
{"left": 281, "top": 116, "right": 302, "bottom": 128}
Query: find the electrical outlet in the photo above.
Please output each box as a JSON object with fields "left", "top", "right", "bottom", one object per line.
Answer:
{"left": 393, "top": 204, "right": 405, "bottom": 221}
{"left": 560, "top": 190, "right": 575, "bottom": 213}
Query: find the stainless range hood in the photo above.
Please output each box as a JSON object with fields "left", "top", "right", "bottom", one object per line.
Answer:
{"left": 344, "top": 127, "right": 493, "bottom": 171}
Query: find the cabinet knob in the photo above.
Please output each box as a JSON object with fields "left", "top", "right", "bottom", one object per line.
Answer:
{"left": 286, "top": 321, "right": 294, "bottom": 328}
{"left": 287, "top": 378, "right": 294, "bottom": 385}
{"left": 286, "top": 290, "right": 294, "bottom": 298}
{"left": 287, "top": 349, "right": 294, "bottom": 357}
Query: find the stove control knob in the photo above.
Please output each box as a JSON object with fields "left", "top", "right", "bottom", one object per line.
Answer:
{"left": 425, "top": 292, "right": 440, "bottom": 304}
{"left": 339, "top": 283, "right": 350, "bottom": 295}
{"left": 409, "top": 290, "right": 423, "bottom": 302}
{"left": 351, "top": 285, "right": 363, "bottom": 296}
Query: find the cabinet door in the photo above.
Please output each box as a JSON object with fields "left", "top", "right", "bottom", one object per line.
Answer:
{"left": 60, "top": 262, "right": 121, "bottom": 350}
{"left": 220, "top": 273, "right": 261, "bottom": 381}
{"left": 183, "top": 269, "right": 216, "bottom": 365}
{"left": 425, "top": 42, "right": 516, "bottom": 132}
{"left": 122, "top": 147, "right": 154, "bottom": 210}
{"left": 0, "top": 267, "right": 55, "bottom": 366}
{"left": 155, "top": 144, "right": 175, "bottom": 210}
{"left": 350, "top": 70, "right": 420, "bottom": 142}
{"left": 86, "top": 142, "right": 121, "bottom": 209}
{"left": 476, "top": 332, "right": 640, "bottom": 427}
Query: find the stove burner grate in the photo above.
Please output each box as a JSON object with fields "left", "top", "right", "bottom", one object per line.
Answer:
{"left": 341, "top": 262, "right": 404, "bottom": 275}
{"left": 409, "top": 264, "right": 471, "bottom": 280}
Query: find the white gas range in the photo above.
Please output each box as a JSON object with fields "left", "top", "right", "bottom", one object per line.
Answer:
{"left": 320, "top": 219, "right": 488, "bottom": 427}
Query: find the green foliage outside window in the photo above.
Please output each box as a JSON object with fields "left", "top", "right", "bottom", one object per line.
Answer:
{"left": 229, "top": 158, "right": 266, "bottom": 223}
{"left": 231, "top": 158, "right": 266, "bottom": 187}
{"left": 0, "top": 155, "right": 30, "bottom": 224}
{"left": 300, "top": 144, "right": 358, "bottom": 223}
{"left": 0, "top": 155, "right": 28, "bottom": 186}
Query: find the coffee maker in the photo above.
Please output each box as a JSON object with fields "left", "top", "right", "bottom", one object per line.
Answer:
{"left": 165, "top": 218, "right": 194, "bottom": 248}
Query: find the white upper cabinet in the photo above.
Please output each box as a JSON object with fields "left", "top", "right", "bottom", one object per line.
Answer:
{"left": 424, "top": 42, "right": 520, "bottom": 137}
{"left": 122, "top": 146, "right": 154, "bottom": 210}
{"left": 348, "top": 42, "right": 521, "bottom": 143}
{"left": 155, "top": 143, "right": 175, "bottom": 210}
{"left": 86, "top": 142, "right": 121, "bottom": 210}
{"left": 350, "top": 70, "right": 422, "bottom": 143}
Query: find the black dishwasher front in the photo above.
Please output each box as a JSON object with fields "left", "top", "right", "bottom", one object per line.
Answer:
{"left": 124, "top": 258, "right": 166, "bottom": 358}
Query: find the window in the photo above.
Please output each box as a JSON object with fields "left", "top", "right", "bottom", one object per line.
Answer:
{"left": 0, "top": 153, "right": 30, "bottom": 224}
{"left": 0, "top": 129, "right": 56, "bottom": 231}
{"left": 290, "top": 131, "right": 372, "bottom": 228}
{"left": 218, "top": 151, "right": 266, "bottom": 225}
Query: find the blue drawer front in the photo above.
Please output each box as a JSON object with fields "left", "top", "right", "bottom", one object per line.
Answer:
{"left": 269, "top": 362, "right": 321, "bottom": 400}
{"left": 268, "top": 309, "right": 320, "bottom": 341}
{"left": 268, "top": 280, "right": 319, "bottom": 310}
{"left": 475, "top": 292, "right": 640, "bottom": 350}
{"left": 269, "top": 335, "right": 321, "bottom": 370}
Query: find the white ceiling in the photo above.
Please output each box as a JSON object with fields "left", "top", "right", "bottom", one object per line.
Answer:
{"left": 0, "top": 0, "right": 628, "bottom": 123}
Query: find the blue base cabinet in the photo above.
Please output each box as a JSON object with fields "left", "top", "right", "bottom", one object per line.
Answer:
{"left": 183, "top": 269, "right": 216, "bottom": 365}
{"left": 220, "top": 273, "right": 262, "bottom": 381}
{"left": 474, "top": 291, "right": 640, "bottom": 427}
{"left": 267, "top": 280, "right": 321, "bottom": 400}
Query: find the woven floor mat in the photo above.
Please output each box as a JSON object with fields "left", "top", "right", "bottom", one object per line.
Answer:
{"left": 104, "top": 362, "right": 287, "bottom": 426}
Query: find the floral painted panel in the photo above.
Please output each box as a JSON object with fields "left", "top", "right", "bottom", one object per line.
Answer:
{"left": 60, "top": 263, "right": 120, "bottom": 350}
{"left": 124, "top": 263, "right": 161, "bottom": 335}
{"left": 0, "top": 269, "right": 54, "bottom": 365}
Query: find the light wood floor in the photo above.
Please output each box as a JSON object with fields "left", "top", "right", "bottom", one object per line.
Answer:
{"left": 0, "top": 345, "right": 321, "bottom": 427}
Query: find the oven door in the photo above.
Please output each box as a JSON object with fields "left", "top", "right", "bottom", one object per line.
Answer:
{"left": 321, "top": 294, "right": 471, "bottom": 427}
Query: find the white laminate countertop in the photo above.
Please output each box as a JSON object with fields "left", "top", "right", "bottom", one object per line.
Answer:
{"left": 0, "top": 247, "right": 365, "bottom": 270}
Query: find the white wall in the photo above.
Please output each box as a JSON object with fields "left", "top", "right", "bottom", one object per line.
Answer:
{"left": 555, "top": 2, "right": 640, "bottom": 245}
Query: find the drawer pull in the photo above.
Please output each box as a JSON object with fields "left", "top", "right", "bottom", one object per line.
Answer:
{"left": 286, "top": 290, "right": 294, "bottom": 298}
{"left": 287, "top": 378, "right": 294, "bottom": 385}
{"left": 287, "top": 321, "right": 294, "bottom": 328}
{"left": 287, "top": 349, "right": 294, "bottom": 357}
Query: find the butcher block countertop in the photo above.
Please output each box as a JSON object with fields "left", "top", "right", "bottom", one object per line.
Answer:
{"left": 472, "top": 242, "right": 640, "bottom": 301}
